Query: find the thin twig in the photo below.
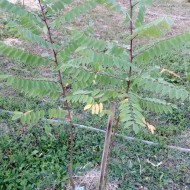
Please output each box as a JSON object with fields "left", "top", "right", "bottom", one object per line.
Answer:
{"left": 132, "top": 1, "right": 139, "bottom": 8}
{"left": 137, "top": 156, "right": 142, "bottom": 175}
{"left": 146, "top": 159, "right": 163, "bottom": 167}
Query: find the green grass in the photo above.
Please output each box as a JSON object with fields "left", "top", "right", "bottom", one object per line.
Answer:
{"left": 0, "top": 89, "right": 189, "bottom": 189}
{"left": 0, "top": 111, "right": 190, "bottom": 189}
{"left": 0, "top": 123, "right": 103, "bottom": 189}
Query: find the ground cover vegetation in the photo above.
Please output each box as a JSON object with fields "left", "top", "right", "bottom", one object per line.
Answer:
{"left": 0, "top": 0, "right": 190, "bottom": 189}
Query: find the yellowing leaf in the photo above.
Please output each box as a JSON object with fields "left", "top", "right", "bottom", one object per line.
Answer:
{"left": 95, "top": 104, "right": 99, "bottom": 114}
{"left": 160, "top": 68, "right": 180, "bottom": 78}
{"left": 84, "top": 104, "right": 92, "bottom": 110}
{"left": 123, "top": 98, "right": 128, "bottom": 103}
{"left": 99, "top": 103, "right": 103, "bottom": 113}
{"left": 148, "top": 124, "right": 156, "bottom": 134}
{"left": 24, "top": 110, "right": 33, "bottom": 116}
{"left": 143, "top": 118, "right": 156, "bottom": 134}
{"left": 91, "top": 105, "right": 96, "bottom": 115}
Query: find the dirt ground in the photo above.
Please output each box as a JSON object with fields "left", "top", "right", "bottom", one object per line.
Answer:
{"left": 146, "top": 0, "right": 190, "bottom": 35}
{"left": 8, "top": 0, "right": 39, "bottom": 10}
{"left": 7, "top": 0, "right": 190, "bottom": 40}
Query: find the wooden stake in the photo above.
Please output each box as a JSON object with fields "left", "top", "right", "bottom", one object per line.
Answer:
{"left": 99, "top": 102, "right": 116, "bottom": 190}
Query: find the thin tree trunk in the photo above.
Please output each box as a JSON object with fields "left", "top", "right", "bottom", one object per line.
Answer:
{"left": 37, "top": 0, "right": 75, "bottom": 189}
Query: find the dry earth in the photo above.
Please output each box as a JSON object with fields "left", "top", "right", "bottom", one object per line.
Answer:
{"left": 70, "top": 169, "right": 119, "bottom": 190}
{"left": 8, "top": 0, "right": 39, "bottom": 10}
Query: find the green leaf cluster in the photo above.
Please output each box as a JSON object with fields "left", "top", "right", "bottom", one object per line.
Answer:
{"left": 0, "top": 0, "right": 189, "bottom": 134}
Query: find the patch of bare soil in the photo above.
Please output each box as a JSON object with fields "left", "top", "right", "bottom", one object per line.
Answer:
{"left": 175, "top": 0, "right": 189, "bottom": 3}
{"left": 117, "top": 0, "right": 190, "bottom": 36}
{"left": 4, "top": 38, "right": 22, "bottom": 47}
{"left": 68, "top": 169, "right": 119, "bottom": 190}
{"left": 178, "top": 128, "right": 190, "bottom": 148}
{"left": 146, "top": 0, "right": 190, "bottom": 35}
{"left": 0, "top": 123, "right": 9, "bottom": 135}
{"left": 8, "top": 0, "right": 40, "bottom": 11}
